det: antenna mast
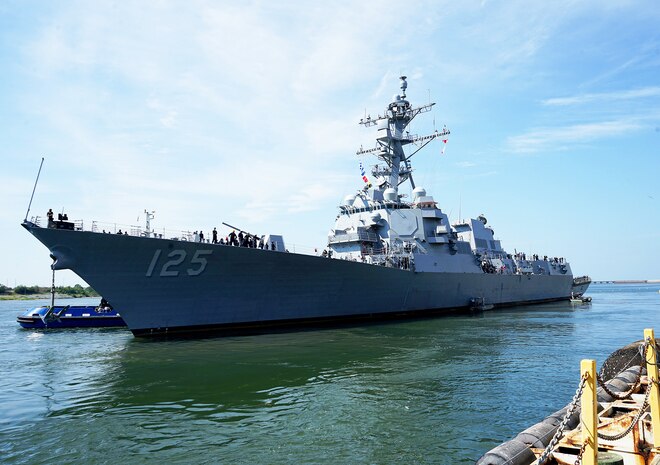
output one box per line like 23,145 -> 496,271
144,210 -> 155,236
24,157 -> 45,222
356,76 -> 450,192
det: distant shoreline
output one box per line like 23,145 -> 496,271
0,293 -> 98,301
2,280 -> 656,300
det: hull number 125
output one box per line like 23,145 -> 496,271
146,249 -> 212,277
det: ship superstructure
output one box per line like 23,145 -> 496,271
328,76 -> 570,279
22,77 -> 588,337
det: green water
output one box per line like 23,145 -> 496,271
1,283 -> 658,464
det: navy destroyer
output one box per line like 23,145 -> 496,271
22,77 -> 590,336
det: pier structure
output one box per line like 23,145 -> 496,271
478,328 -> 660,465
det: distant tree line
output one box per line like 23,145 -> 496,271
0,284 -> 98,297
13,285 -> 43,295
55,285 -> 99,297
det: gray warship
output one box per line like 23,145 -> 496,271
22,76 -> 590,337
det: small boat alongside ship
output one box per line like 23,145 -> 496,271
469,297 -> 495,311
17,304 -> 125,329
570,275 -> 592,303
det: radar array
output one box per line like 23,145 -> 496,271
357,76 -> 450,190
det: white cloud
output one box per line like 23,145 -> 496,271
542,87 -> 660,106
455,161 -> 476,168
507,120 -> 642,153
465,170 -> 498,179
4,0 -> 660,284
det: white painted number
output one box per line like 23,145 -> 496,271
187,250 -> 212,276
145,249 -> 213,277
145,249 -> 162,277
161,250 -> 186,277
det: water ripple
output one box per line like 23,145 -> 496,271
1,285 -> 659,464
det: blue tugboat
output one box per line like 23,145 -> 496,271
17,300 -> 126,329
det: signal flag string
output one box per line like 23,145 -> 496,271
359,161 -> 372,188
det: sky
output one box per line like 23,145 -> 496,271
0,0 -> 659,286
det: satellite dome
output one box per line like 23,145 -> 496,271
370,212 -> 382,223
384,188 -> 397,202
413,187 -> 427,200
344,195 -> 355,206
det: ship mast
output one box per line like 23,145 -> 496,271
357,76 -> 450,196
144,210 -> 155,236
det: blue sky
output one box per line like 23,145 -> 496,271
1,0 -> 658,286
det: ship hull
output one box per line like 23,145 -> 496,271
23,223 -> 575,337
571,279 -> 591,296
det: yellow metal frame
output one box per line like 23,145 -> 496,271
645,328 -> 660,451
580,359 -> 598,465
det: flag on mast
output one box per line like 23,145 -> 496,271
441,138 -> 448,155
359,162 -> 371,187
